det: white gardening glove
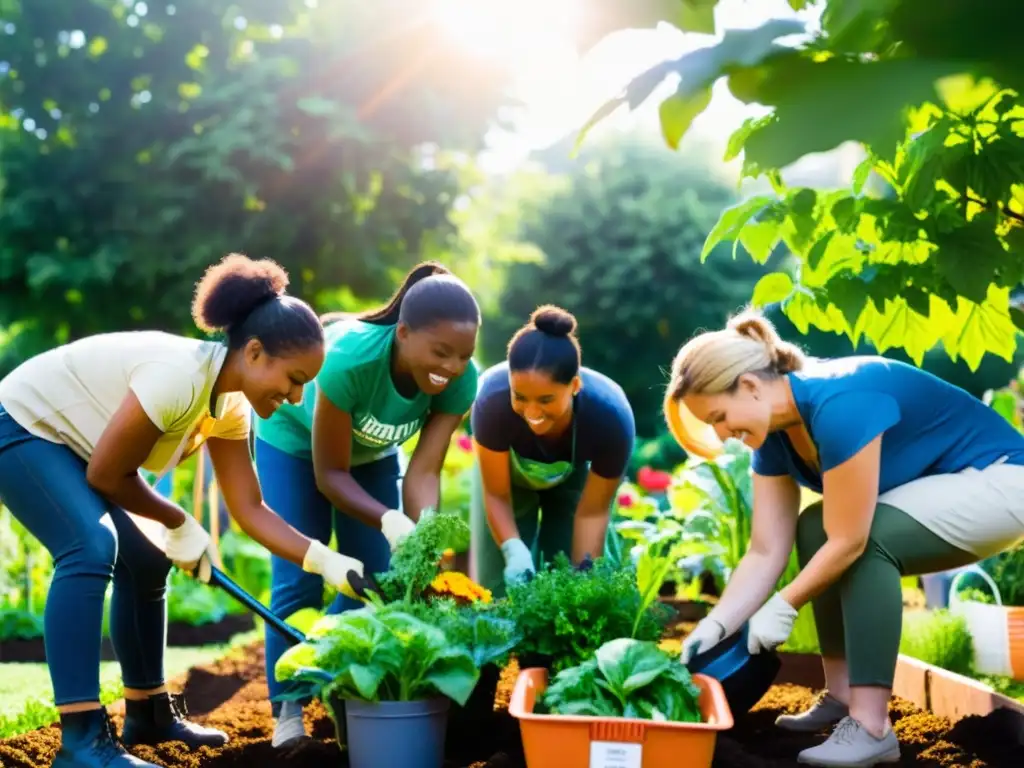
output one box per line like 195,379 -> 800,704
303,540 -> 365,602
165,515 -> 211,572
380,509 -> 416,551
501,537 -> 536,587
680,617 -> 728,664
747,592 -> 798,654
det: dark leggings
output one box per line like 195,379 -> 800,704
797,501 -> 977,688
253,438 -> 397,715
0,407 -> 171,706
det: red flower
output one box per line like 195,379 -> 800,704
637,466 -> 672,492
457,434 -> 473,452
617,493 -> 634,508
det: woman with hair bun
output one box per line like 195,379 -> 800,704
253,260 -> 481,747
469,305 -> 636,598
666,309 -> 1024,767
0,253 -> 369,768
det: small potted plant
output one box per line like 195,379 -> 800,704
274,509 -> 519,768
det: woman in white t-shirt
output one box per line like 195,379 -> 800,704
0,254 -> 367,768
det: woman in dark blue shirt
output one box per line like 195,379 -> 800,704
469,306 -> 636,597
665,309 -> 1024,768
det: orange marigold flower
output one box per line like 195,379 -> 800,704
429,571 -> 492,603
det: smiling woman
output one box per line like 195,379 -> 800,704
0,253 -> 374,768
251,260 -> 483,748
469,305 -> 636,599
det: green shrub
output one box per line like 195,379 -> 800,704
899,609 -> 974,676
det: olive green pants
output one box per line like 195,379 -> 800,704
797,501 -> 978,688
469,462 -> 588,599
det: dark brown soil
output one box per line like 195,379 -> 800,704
0,616 -> 256,662
0,642 -> 1020,768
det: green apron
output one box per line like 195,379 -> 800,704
508,406 -> 577,490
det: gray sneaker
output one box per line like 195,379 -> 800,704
272,700 -> 307,748
797,716 -> 901,767
776,692 -> 849,732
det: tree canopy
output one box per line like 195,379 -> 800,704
0,0 -> 515,371
579,0 -> 1024,371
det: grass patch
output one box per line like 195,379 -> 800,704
0,629 -> 258,738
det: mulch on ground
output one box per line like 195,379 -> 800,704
0,641 -> 1020,768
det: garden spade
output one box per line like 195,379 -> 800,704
187,559 -> 386,647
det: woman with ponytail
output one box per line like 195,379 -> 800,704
469,305 -> 636,598
253,260 -> 481,746
0,253 -> 371,768
666,309 -> 1024,767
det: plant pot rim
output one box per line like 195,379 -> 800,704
344,696 -> 451,715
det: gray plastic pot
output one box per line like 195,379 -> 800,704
344,697 -> 450,768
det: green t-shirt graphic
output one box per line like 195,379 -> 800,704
254,319 -> 479,465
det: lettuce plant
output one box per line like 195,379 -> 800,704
539,638 -> 703,723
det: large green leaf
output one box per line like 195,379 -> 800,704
752,272 -> 795,307
740,58 -> 968,169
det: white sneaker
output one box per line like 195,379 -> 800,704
272,700 -> 307,747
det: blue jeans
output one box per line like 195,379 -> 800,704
0,407 -> 171,705
253,439 -> 397,714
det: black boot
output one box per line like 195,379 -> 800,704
121,692 -> 228,749
52,708 -> 159,768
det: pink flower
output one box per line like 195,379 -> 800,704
617,493 -> 634,508
457,434 -> 473,452
637,466 -> 672,492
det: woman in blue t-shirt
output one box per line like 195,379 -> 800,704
469,305 -> 636,597
665,310 -> 1024,768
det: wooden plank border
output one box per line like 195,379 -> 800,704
774,651 -> 1024,726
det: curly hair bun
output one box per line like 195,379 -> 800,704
191,253 -> 289,333
530,304 -> 577,338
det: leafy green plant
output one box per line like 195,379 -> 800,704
615,439 -> 754,596
274,600 -> 515,707
575,0 -> 1024,371
166,569 -> 234,626
0,608 -> 44,642
898,608 -> 974,676
498,554 -> 673,674
375,507 -> 471,603
539,638 -> 703,723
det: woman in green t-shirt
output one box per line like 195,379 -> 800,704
253,261 -> 481,747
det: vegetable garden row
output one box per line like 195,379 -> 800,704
3,384 -> 1024,765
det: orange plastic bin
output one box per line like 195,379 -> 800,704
508,667 -> 734,768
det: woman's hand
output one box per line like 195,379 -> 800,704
302,540 -> 365,601
778,436 -> 882,611
746,592 -> 799,653
380,509 -> 416,551
680,617 -> 727,663
501,537 -> 535,586
165,515 -> 213,571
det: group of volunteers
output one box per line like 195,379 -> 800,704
1,254 -> 1022,768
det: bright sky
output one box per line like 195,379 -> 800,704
434,0 -> 823,173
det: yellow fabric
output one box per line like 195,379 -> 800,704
663,388 -> 723,459
0,330 -> 250,476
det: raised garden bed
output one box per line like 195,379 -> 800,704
0,641 -> 1020,768
0,615 -> 255,663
